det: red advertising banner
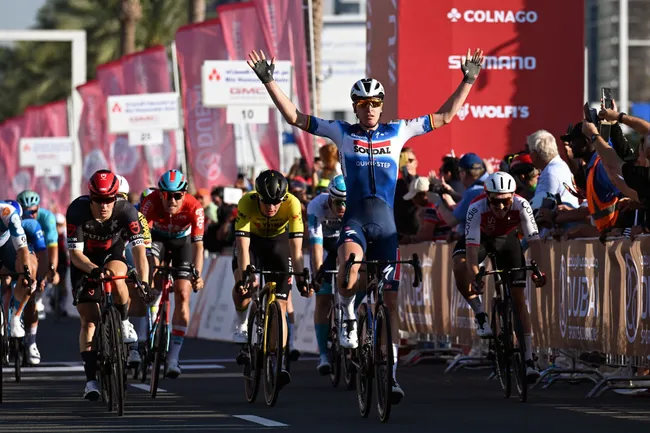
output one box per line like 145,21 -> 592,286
175,19 -> 238,190
366,0 -> 584,173
122,45 -> 177,193
22,102 -> 71,213
253,0 -> 313,166
0,117 -> 26,199
218,3 -> 280,171
77,80 -> 110,193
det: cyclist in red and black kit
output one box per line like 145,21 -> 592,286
140,169 -> 205,379
66,169 -> 151,401
450,172 -> 547,381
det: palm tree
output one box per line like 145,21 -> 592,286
120,0 -> 143,56
189,0 -> 206,23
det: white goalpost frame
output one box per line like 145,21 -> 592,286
0,30 -> 87,199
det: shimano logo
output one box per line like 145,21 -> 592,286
447,8 -> 538,23
448,55 -> 536,70
456,104 -> 529,121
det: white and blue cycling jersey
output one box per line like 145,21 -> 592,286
307,193 -> 343,250
305,115 -> 435,210
22,219 -> 47,253
0,203 -> 28,251
34,208 -> 58,247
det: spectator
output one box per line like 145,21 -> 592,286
312,143 -> 341,187
195,188 -> 218,224
401,176 -> 451,243
508,153 -> 539,201
439,156 -> 463,198
394,147 -> 419,241
211,186 -> 224,222
235,173 -> 251,193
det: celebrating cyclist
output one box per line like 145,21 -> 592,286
66,169 -> 150,400
454,172 -> 547,381
232,170 -> 309,388
248,47 -> 483,400
140,169 -> 205,378
307,175 -> 346,375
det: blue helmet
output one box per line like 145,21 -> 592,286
158,170 -> 188,192
3,200 -> 22,218
17,190 -> 40,208
327,175 -> 346,199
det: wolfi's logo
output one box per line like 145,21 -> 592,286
457,104 -> 470,121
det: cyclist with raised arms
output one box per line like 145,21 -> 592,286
458,172 -> 547,381
66,169 -> 150,400
248,47 -> 484,401
308,175 -> 346,375
140,169 -> 205,379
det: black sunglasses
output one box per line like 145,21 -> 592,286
162,191 -> 185,201
489,197 -> 513,207
91,196 -> 116,204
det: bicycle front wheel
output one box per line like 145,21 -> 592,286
150,302 -> 168,399
491,299 -> 510,398
328,304 -> 341,387
509,298 -> 528,402
13,337 -> 22,383
0,309 -> 4,403
106,306 -> 126,416
244,303 -> 262,403
375,303 -> 393,423
356,303 -> 372,418
263,300 -> 284,407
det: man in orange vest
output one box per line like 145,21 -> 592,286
562,122 -> 621,232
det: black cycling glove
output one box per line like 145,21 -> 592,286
461,54 -> 482,84
250,58 -> 275,84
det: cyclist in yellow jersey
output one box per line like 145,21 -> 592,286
116,175 -> 152,367
232,170 -> 310,388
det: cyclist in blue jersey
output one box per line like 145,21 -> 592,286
17,190 -> 59,347
248,47 -> 484,401
0,201 -> 38,340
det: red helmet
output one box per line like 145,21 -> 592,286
88,170 -> 119,197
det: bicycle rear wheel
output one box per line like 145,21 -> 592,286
150,302 -> 168,398
375,303 -> 393,423
328,304 -> 341,387
509,298 -> 528,402
264,300 -> 283,407
356,303 -> 372,418
342,348 -> 356,390
244,303 -> 262,403
106,306 -> 126,416
491,299 -> 510,398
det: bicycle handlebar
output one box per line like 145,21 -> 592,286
343,253 -> 422,288
154,263 -> 201,292
242,264 -> 311,286
75,267 -> 146,306
0,265 -> 33,287
475,260 -> 543,285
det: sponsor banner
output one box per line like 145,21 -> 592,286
366,0 -> 584,175
19,137 -> 74,167
107,93 -> 180,134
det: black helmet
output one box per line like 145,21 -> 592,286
255,170 -> 288,204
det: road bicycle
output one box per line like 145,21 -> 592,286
343,253 -> 422,423
476,255 -> 542,403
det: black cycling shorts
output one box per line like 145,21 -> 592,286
71,243 -> 128,305
151,235 -> 193,280
452,232 -> 526,287
232,233 -> 293,300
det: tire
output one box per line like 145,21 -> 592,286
342,348 -> 356,390
0,309 -> 4,403
150,302 -> 168,399
491,299 -> 510,398
106,307 -> 126,416
375,304 -> 393,423
244,304 -> 262,403
13,338 -> 21,383
355,303 -> 372,418
510,298 -> 528,402
329,304 -> 341,387
140,313 -> 154,384
97,314 -> 112,411
264,300 -> 283,407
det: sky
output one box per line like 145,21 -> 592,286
0,0 -> 47,30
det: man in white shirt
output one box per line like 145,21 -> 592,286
526,130 -> 580,230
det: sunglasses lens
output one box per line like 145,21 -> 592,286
334,200 -> 346,207
92,196 -> 115,204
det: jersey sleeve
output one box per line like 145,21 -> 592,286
140,195 -> 155,222
517,197 -> 540,242
305,117 -> 346,145
398,115 -> 436,141
234,197 -> 251,237
40,210 -> 58,247
121,204 -> 145,248
2,207 -> 27,250
306,200 -> 323,245
190,199 -> 205,243
137,212 -> 152,249
24,220 -> 47,253
464,201 -> 482,246
287,197 -> 305,239
65,202 -> 85,251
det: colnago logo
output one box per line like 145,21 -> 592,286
353,139 -> 392,155
448,55 -> 537,70
447,8 -> 538,23
456,104 -> 529,121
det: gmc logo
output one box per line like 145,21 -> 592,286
230,87 -> 265,95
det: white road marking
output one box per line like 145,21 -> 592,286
234,415 -> 288,427
130,383 -> 166,393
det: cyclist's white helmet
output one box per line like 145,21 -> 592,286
117,175 -> 130,195
350,78 -> 385,101
327,175 -> 346,199
485,172 -> 516,194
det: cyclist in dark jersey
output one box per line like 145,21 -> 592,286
66,169 -> 150,401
